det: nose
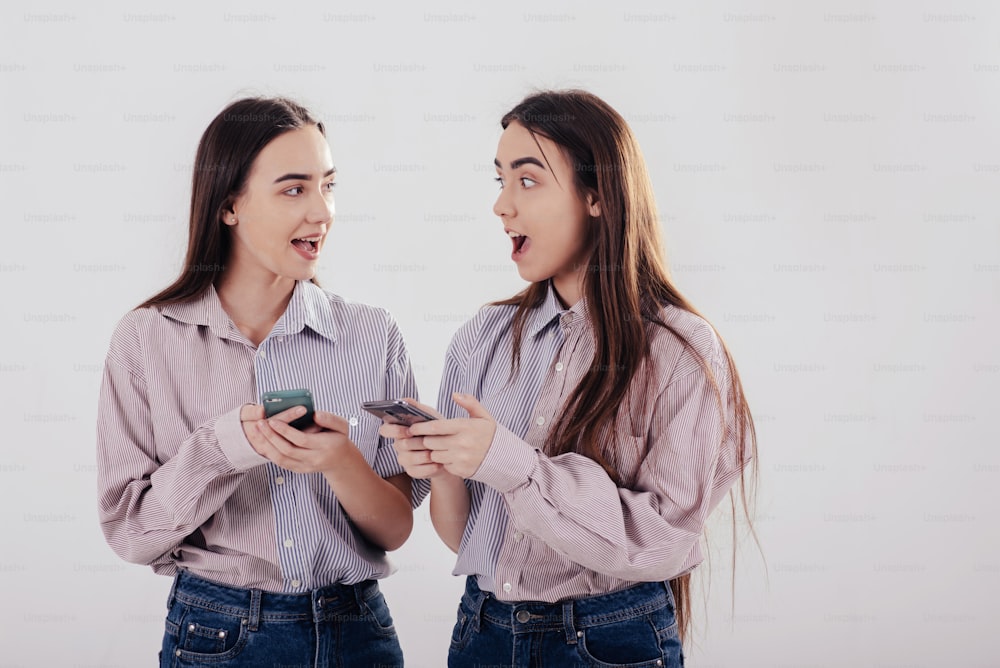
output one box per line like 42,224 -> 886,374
493,184 -> 514,219
307,187 -> 335,225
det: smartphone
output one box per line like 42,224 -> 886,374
261,389 -> 315,430
361,399 -> 437,426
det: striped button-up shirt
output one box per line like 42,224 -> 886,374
436,283 -> 749,602
97,280 -> 418,592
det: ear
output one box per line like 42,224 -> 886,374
586,191 -> 601,218
220,200 -> 238,227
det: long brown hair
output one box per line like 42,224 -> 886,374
139,96 -> 323,308
495,90 -> 758,643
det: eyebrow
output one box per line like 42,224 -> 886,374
493,157 -> 547,171
273,167 -> 337,184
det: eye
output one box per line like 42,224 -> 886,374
284,186 -> 304,196
520,177 -> 537,188
323,180 -> 337,193
494,176 -> 505,189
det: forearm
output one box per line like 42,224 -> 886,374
99,406 -> 263,565
504,472 -> 701,580
474,426 -> 705,581
324,449 -> 413,551
429,474 -> 471,553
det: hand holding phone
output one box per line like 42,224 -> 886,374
261,389 -> 315,430
362,399 -> 437,426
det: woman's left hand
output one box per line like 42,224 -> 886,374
407,393 -> 497,479
253,409 -> 353,474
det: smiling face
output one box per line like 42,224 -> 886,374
493,121 -> 599,306
224,125 -> 336,287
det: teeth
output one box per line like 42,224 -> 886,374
507,231 -> 523,238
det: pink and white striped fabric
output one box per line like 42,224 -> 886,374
433,283 -> 750,603
97,280 -> 419,592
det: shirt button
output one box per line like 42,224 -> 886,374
513,532 -> 523,541
516,610 -> 530,623
258,349 -> 266,358
291,579 -> 301,588
283,538 -> 294,548
349,416 -> 359,427
535,416 -> 545,426
502,582 -> 512,593
555,362 -> 564,372
276,336 -> 284,343
275,476 -> 285,485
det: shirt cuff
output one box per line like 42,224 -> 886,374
470,424 -> 537,493
216,405 -> 269,472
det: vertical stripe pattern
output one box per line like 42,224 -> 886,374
97,280 -> 417,592
438,283 -> 750,603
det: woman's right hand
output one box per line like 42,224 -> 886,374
378,399 -> 452,480
379,400 -> 471,553
386,427 -> 448,479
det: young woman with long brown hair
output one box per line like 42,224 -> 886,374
97,96 -> 416,667
384,89 -> 757,666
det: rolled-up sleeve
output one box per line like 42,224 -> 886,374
96,317 -> 265,567
471,362 -> 736,582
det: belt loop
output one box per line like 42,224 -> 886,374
663,580 -> 676,610
562,600 -> 578,645
247,589 -> 262,632
467,577 -> 488,632
352,580 -> 370,614
166,570 -> 180,610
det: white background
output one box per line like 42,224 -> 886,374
1,1 -> 998,666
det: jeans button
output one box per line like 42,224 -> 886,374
516,610 -> 530,623
317,597 -> 325,608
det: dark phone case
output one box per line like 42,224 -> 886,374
361,400 -> 436,426
262,390 -> 315,430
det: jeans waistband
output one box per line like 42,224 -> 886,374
169,569 -> 380,628
462,576 -> 675,640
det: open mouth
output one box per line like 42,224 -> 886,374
508,230 -> 528,254
291,237 -> 319,253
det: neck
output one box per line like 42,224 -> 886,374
552,271 -> 584,309
216,268 -> 297,346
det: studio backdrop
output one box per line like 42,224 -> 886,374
0,1 -> 997,666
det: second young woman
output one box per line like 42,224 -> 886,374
386,90 -> 757,667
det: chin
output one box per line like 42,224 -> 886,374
516,266 -> 552,285
284,266 -> 317,282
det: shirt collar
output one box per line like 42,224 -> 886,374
276,280 -> 337,341
526,281 -> 589,338
158,281 -> 337,342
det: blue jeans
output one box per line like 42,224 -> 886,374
448,577 -> 684,667
159,569 -> 403,667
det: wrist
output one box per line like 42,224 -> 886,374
430,470 -> 465,489
321,439 -> 363,481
